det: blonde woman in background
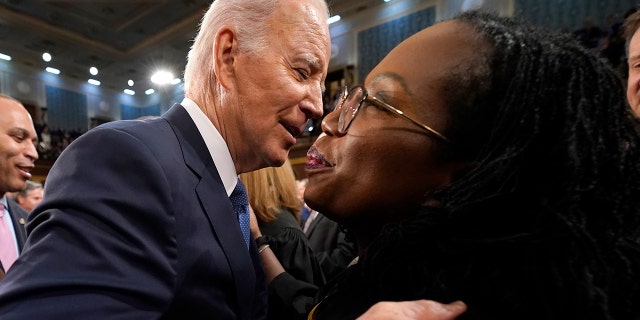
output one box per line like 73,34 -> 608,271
243,159 -> 325,320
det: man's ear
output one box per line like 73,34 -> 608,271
213,27 -> 236,90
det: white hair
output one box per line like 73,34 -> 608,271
183,0 -> 329,99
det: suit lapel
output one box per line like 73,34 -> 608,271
305,211 -> 321,237
6,198 -> 28,252
163,104 -> 256,318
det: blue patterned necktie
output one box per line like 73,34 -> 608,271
230,179 -> 250,249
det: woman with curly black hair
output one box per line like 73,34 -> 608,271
298,10 -> 640,320
256,9 -> 640,320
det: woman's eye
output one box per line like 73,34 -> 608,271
368,102 -> 387,112
363,100 -> 393,117
369,96 -> 393,113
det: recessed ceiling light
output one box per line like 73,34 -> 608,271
145,88 -> 155,95
88,79 -> 101,86
42,52 -> 52,62
45,67 -> 60,74
0,53 -> 12,61
123,89 -> 135,95
128,79 -> 134,86
327,15 -> 341,25
151,70 -> 174,85
90,67 -> 98,75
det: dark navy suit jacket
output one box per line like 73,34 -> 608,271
0,197 -> 28,273
0,104 -> 267,319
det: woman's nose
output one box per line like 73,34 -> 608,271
320,108 -> 346,137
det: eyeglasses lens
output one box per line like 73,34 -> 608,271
338,86 -> 365,134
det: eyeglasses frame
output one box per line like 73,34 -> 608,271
334,85 -> 452,143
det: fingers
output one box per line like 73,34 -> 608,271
356,300 -> 467,320
415,300 -> 467,319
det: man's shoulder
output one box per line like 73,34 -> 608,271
80,116 -> 175,146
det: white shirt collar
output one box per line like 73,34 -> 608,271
181,97 -> 238,196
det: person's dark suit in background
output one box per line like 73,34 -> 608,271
0,94 -> 38,279
0,0 -> 331,318
304,211 -> 356,281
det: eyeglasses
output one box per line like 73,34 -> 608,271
333,85 -> 452,143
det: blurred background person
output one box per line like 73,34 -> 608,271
13,180 -> 43,213
304,209 -> 357,281
243,159 -> 325,320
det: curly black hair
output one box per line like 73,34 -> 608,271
319,10 -> 640,320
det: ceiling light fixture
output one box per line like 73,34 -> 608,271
88,79 -> 101,86
128,79 -> 134,86
171,78 -> 182,85
42,52 -> 52,62
123,89 -> 135,95
151,70 -> 174,85
90,67 -> 99,76
327,15 -> 341,25
0,53 -> 11,61
45,67 -> 60,74
145,88 -> 155,95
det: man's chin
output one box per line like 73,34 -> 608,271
267,158 -> 286,168
11,180 -> 28,192
264,148 -> 290,167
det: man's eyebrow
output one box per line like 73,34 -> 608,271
301,54 -> 322,72
8,127 -> 38,142
301,55 -> 326,92
629,53 -> 640,63
7,127 -> 27,135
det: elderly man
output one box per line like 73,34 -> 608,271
0,95 -> 38,278
0,0 -> 329,318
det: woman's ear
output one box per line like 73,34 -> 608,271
422,160 -> 473,207
213,27 -> 236,90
